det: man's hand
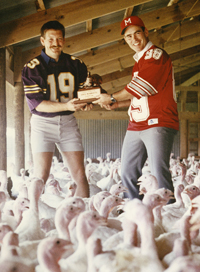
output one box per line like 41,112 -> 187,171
81,103 -> 93,111
92,94 -> 112,106
100,100 -> 131,110
67,98 -> 87,111
101,102 -> 119,110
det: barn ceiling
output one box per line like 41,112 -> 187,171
0,0 -> 200,105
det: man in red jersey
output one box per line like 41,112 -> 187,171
22,21 -> 91,198
93,16 -> 179,200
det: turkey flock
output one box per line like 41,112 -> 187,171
0,152 -> 200,271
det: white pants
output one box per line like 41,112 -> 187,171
30,114 -> 83,153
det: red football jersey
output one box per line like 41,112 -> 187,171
125,42 -> 179,131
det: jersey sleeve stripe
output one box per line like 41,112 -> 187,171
128,81 -> 152,96
126,75 -> 158,97
24,84 -> 38,88
25,90 -> 40,94
125,85 -> 143,98
24,87 -> 41,91
134,76 -> 158,94
24,85 -> 44,94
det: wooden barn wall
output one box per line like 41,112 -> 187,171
77,119 -> 180,160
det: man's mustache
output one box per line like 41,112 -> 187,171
50,46 -> 61,49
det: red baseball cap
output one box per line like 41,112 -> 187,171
120,16 -> 145,35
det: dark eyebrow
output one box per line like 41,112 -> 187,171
125,30 -> 142,37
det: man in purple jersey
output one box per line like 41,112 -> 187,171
22,20 -> 91,198
93,16 -> 179,201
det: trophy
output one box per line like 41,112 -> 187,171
75,86 -> 101,103
74,73 -> 102,104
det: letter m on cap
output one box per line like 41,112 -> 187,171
124,18 -> 132,26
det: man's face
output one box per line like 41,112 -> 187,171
124,25 -> 149,53
40,29 -> 65,61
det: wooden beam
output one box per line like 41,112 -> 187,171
0,0 -> 150,48
74,110 -> 129,120
22,15 -> 200,69
173,52 -> 200,74
168,0 -> 180,6
74,110 -> 200,121
35,0 -> 46,11
180,72 -> 200,86
22,1 -> 200,63
175,86 -> 200,92
89,29 -> 200,91
85,18 -> 200,69
170,45 -> 200,62
163,32 -> 200,56
178,112 -> 200,121
89,56 -> 134,79
86,19 -> 93,53
101,66 -> 133,84
144,0 -> 200,30
124,7 -> 134,18
86,20 -> 92,32
189,138 -> 200,142
101,75 -> 131,92
83,17 -> 200,66
89,46 -> 200,82
81,41 -> 132,71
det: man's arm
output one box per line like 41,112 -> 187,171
35,99 -> 88,112
93,88 -> 133,106
102,99 -> 131,110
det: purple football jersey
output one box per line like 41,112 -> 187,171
22,51 -> 88,117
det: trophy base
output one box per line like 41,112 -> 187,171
74,87 -> 101,104
73,98 -> 98,104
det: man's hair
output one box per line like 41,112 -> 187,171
41,20 -> 65,38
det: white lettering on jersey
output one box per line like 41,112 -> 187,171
26,58 -> 40,69
47,72 -> 74,102
144,48 -> 163,60
128,96 -> 150,122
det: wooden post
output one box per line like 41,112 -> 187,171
180,119 -> 188,159
28,109 -> 32,165
179,91 -> 188,159
0,48 -> 7,170
198,82 -> 200,156
14,47 -> 24,175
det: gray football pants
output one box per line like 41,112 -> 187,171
121,127 -> 177,199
